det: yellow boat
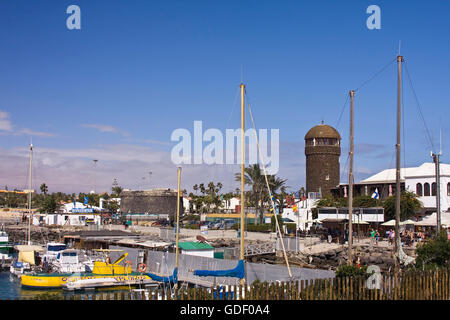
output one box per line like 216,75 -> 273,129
21,250 -> 152,288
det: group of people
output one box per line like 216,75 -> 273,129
369,229 -> 381,245
385,228 -> 425,247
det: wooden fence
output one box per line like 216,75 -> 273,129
17,269 -> 450,300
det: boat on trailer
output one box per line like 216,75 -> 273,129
20,250 -> 153,289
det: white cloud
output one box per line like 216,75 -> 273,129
81,124 -> 129,136
17,128 -> 55,137
0,110 -> 13,131
0,110 -> 54,137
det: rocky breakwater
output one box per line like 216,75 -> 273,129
5,225 -> 65,245
277,243 -> 417,272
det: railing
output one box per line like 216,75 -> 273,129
14,269 -> 450,300
245,242 -> 276,256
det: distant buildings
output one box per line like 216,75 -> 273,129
333,162 -> 450,216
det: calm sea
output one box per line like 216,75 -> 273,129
0,272 -> 137,300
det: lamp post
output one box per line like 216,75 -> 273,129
93,159 -> 98,193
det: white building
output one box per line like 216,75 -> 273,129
281,198 -> 318,231
42,213 -> 101,226
222,197 -> 240,213
360,162 -> 450,211
61,201 -> 103,213
183,196 -> 191,214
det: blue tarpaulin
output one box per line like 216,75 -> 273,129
146,267 -> 178,284
193,260 -> 245,279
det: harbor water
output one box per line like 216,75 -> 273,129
0,272 -> 148,300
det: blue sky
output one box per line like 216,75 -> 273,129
0,0 -> 449,194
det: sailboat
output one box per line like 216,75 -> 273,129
191,84 -> 247,283
144,166 -> 182,286
393,55 -> 414,267
9,143 -> 40,277
191,83 -> 292,289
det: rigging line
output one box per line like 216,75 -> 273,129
402,68 -> 407,170
335,93 -> 350,129
354,58 -> 397,93
225,86 -> 241,132
245,96 -> 293,280
378,150 -> 396,201
403,61 -> 435,153
341,153 -> 350,185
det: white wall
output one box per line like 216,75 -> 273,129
43,214 -> 101,226
406,176 -> 450,210
222,197 -> 240,212
181,250 -> 214,259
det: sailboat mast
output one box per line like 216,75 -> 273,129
432,153 -> 441,233
174,166 -> 182,289
395,55 -> 403,270
348,90 -> 355,265
28,143 -> 33,245
240,83 -> 245,268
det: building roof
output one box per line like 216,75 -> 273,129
305,123 -> 341,140
361,162 -> 450,183
63,230 -> 135,238
179,242 -> 214,251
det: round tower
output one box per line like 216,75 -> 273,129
305,122 -> 341,196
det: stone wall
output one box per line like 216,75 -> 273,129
120,189 -> 183,219
278,244 -> 416,272
305,145 -> 340,195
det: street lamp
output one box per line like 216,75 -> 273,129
93,159 -> 98,193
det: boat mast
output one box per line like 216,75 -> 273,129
432,152 -> 441,233
348,90 -> 355,265
394,55 -> 403,272
27,143 -> 33,245
174,165 -> 182,289
240,83 -> 245,286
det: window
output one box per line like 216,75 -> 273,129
448,183 -> 450,196
432,182 -> 437,196
416,183 -> 423,196
424,183 -> 430,196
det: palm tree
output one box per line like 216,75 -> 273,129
235,164 -> 287,224
40,183 -> 48,195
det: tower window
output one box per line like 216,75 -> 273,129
432,182 -> 437,196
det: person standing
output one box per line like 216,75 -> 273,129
370,229 -> 376,245
375,230 -> 380,245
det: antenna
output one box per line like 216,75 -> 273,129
241,64 -> 244,84
398,40 -> 401,56
440,121 -> 442,155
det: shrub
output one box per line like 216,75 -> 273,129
285,223 -> 297,232
414,230 -> 450,270
183,214 -> 200,221
271,215 -> 284,232
231,223 -> 271,232
335,265 -> 369,278
183,224 -> 200,230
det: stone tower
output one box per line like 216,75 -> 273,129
305,122 -> 341,196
